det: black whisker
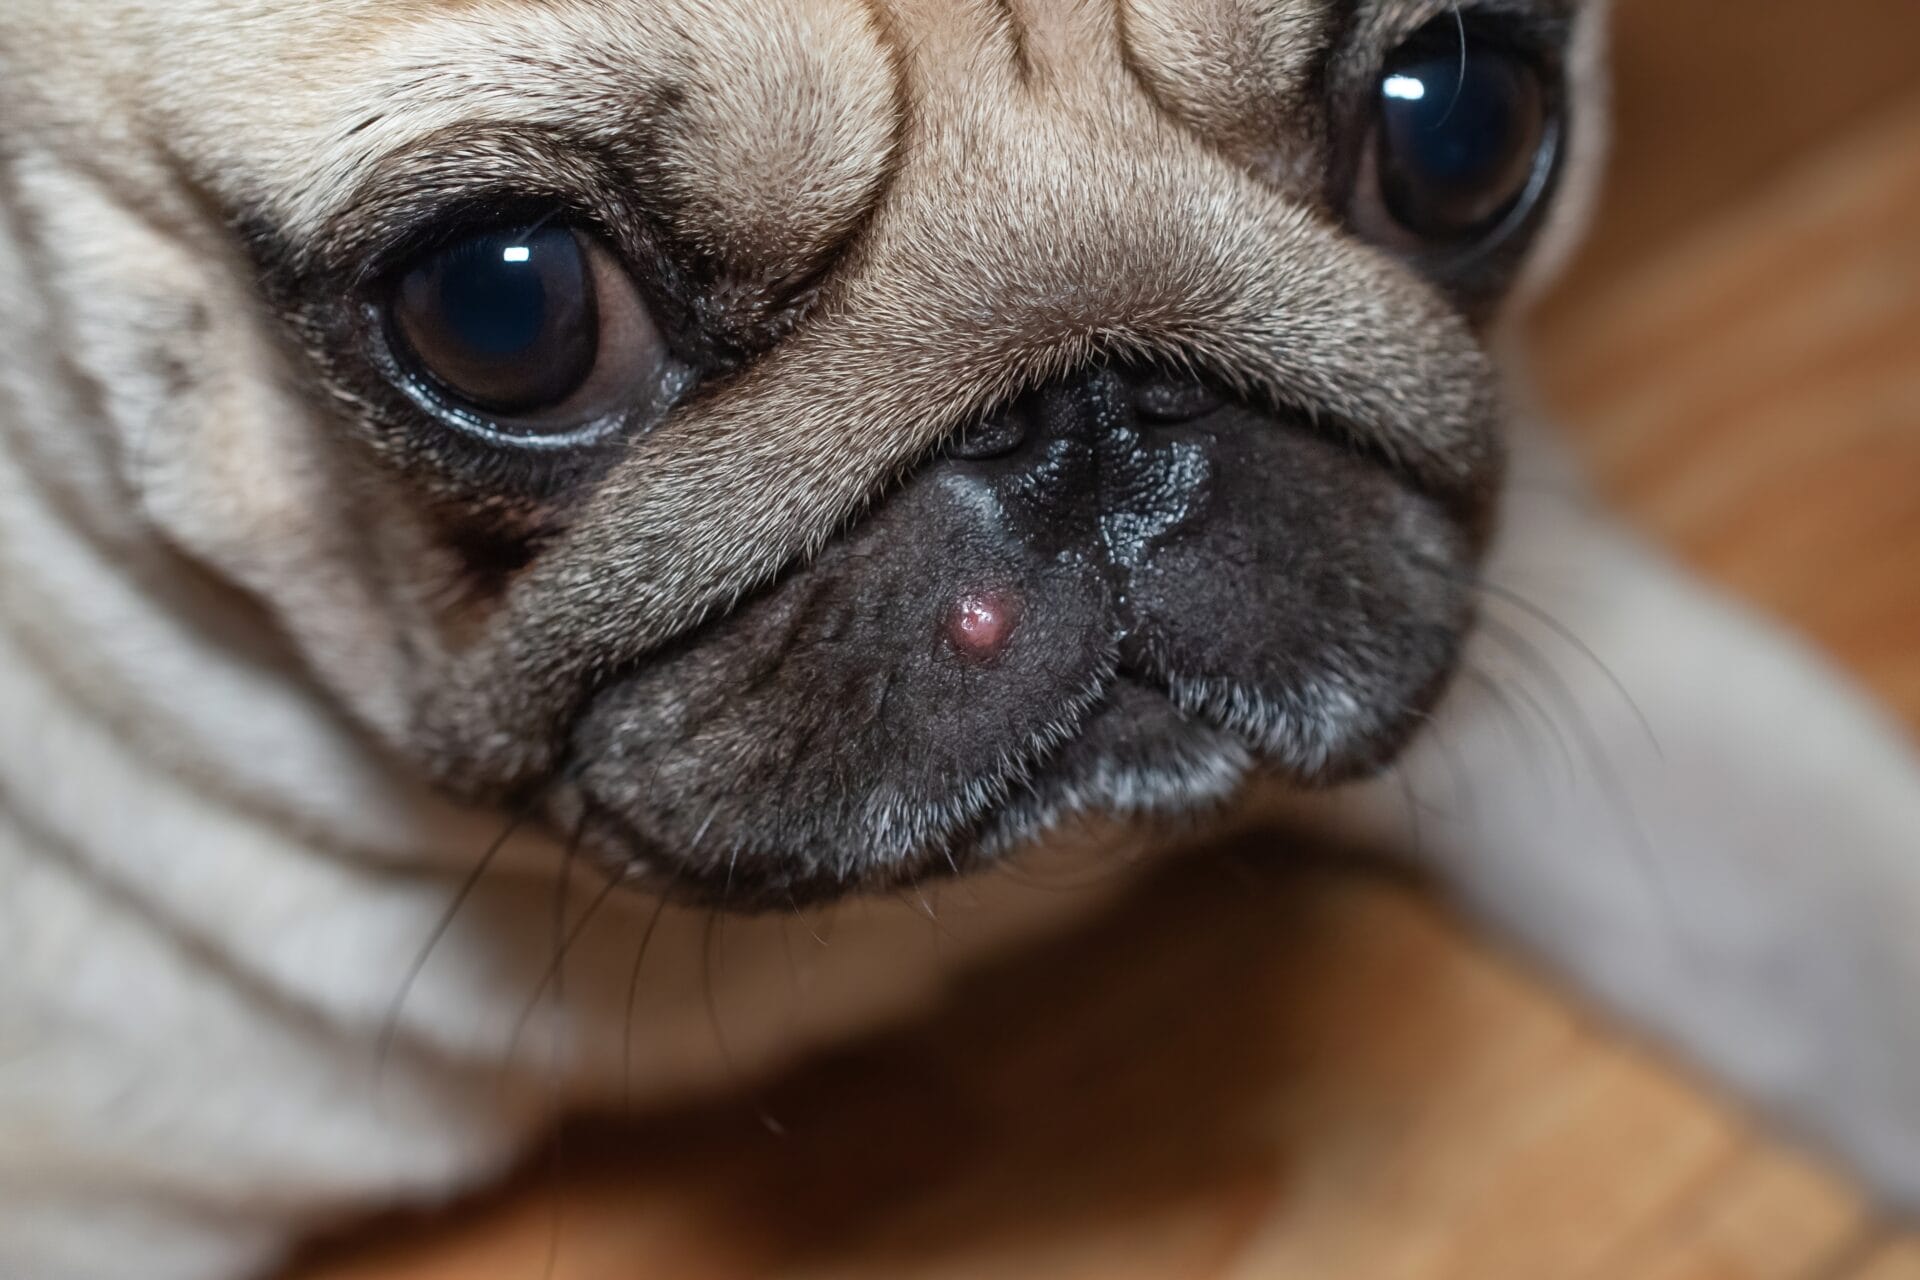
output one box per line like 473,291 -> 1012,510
1477,658 -> 1577,788
541,1117 -> 567,1280
622,880 -> 676,1110
496,859 -> 620,1090
538,810 -> 589,1280
375,809 -> 527,1085
1407,548 -> 1662,764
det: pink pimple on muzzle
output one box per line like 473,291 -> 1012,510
944,590 -> 1022,665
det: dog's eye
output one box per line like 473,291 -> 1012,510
1352,20 -> 1557,254
387,226 -> 665,436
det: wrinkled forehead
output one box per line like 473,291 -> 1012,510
58,0 -> 1593,255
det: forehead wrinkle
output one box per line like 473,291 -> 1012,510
1117,0 -> 1339,181
879,0 -> 1157,101
873,0 -> 1054,86
209,0 -> 904,262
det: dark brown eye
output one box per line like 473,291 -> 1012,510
1355,20 -> 1557,252
388,225 -> 666,437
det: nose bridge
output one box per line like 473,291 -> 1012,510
853,95 -> 1201,364
856,0 -> 1237,369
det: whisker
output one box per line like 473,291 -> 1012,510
541,1119 -> 567,1280
1435,2 -> 1470,128
1397,765 -> 1426,861
787,892 -> 829,948
622,881 -> 676,1110
687,806 -> 719,855
813,900 -> 843,949
1460,662 -> 1560,789
1400,553 -> 1592,791
1478,658 -> 1577,788
1475,613 -> 1686,938
539,811 -> 586,1280
1477,578 -> 1665,760
1500,485 -> 1587,509
1425,717 -> 1480,830
375,809 -> 527,1085
699,909 -> 730,1086
901,881 -> 959,947
495,864 -> 620,1091
1408,548 -> 1662,764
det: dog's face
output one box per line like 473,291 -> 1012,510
6,0 -> 1603,905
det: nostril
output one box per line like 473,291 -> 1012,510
1131,375 -> 1226,425
948,404 -> 1030,460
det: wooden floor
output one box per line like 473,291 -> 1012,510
299,3 -> 1920,1277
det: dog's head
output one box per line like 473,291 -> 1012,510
3,0 -> 1606,906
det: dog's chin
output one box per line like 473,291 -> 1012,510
533,367 -> 1486,911
565,677 -> 1260,909
557,661 -> 1446,912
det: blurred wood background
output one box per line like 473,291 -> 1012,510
299,1 -> 1920,1276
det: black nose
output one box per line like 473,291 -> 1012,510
936,364 -> 1228,569
945,364 -> 1226,461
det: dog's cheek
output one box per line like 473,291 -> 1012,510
11,164 -> 422,746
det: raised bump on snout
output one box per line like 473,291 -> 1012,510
943,589 -> 1024,665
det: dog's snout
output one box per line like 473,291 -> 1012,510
565,347 -> 1475,902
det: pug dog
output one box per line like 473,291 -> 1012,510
4,0 -> 1919,1276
